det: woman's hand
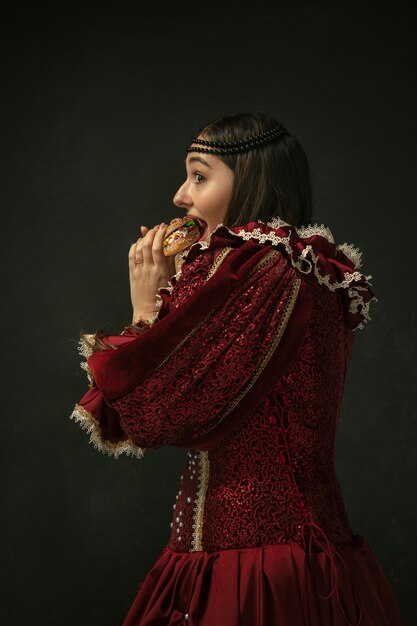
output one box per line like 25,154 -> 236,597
128,223 -> 176,324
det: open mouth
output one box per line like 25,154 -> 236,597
184,214 -> 207,238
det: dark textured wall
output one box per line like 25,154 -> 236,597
1,2 -> 415,624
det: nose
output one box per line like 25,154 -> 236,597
173,182 -> 193,210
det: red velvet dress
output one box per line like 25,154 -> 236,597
70,218 -> 404,626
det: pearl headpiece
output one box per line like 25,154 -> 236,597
186,122 -> 288,155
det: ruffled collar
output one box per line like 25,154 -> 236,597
185,216 -> 362,267
165,217 -> 377,331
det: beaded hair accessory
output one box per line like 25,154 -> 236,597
186,122 -> 288,155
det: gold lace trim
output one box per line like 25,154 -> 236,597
249,248 -> 280,274
205,246 -> 233,281
77,334 -> 97,387
190,451 -> 210,552
176,220 -> 369,295
70,404 -> 146,459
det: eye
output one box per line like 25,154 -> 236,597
193,172 -> 205,184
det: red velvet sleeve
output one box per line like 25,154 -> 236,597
70,245 -> 313,458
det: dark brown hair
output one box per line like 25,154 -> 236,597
194,111 -> 314,228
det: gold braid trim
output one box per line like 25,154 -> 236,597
204,246 -> 233,280
201,275 -> 301,436
249,248 -> 280,274
190,451 -> 210,552
70,404 -> 146,460
155,248 -> 281,374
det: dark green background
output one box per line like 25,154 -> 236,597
1,2 -> 415,624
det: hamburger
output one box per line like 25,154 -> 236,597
163,215 -> 207,256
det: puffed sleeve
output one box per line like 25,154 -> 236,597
70,242 -> 313,457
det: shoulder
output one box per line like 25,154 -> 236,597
177,217 -> 377,331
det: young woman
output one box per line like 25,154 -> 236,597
70,112 -> 404,625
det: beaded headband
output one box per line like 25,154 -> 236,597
186,122 -> 288,155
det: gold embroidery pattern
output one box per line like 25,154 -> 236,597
190,451 -> 210,552
70,403 -> 146,459
249,248 -> 280,275
200,276 -> 301,436
187,250 -> 286,552
204,246 -> 233,281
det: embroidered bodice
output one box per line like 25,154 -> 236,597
71,218 -> 376,558
158,248 -> 355,552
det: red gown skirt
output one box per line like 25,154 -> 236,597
121,534 -> 404,626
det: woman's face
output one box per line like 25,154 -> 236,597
173,140 -> 235,239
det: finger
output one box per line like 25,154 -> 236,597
135,225 -> 148,249
152,223 -> 168,262
141,226 -> 158,265
131,235 -> 145,265
134,226 -> 148,252
129,249 -> 143,269
134,236 -> 143,259
128,242 -> 137,263
129,225 -> 148,263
